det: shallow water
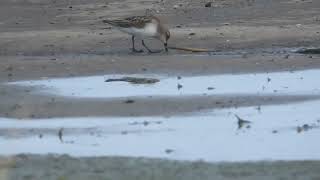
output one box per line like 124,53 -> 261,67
2,69 -> 320,162
0,99 -> 319,162
9,69 -> 320,98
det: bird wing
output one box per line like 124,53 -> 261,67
103,16 -> 153,28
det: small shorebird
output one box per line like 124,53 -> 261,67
103,15 -> 170,53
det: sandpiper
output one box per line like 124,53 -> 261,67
103,15 -> 170,53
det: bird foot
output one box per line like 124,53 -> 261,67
132,48 -> 144,53
147,49 -> 162,54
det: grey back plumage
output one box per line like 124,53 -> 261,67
103,16 -> 154,28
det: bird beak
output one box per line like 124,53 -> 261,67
164,43 -> 168,52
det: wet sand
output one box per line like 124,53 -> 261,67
1,0 -> 320,179
1,155 -> 320,180
1,0 -> 320,83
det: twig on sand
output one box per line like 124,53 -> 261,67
235,115 -> 252,129
168,46 -> 214,53
105,77 -> 159,84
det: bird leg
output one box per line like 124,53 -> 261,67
164,43 -> 168,53
131,36 -> 143,53
142,40 -> 161,53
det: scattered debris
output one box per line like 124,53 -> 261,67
168,46 -> 213,52
11,104 -> 22,111
284,54 -> 290,59
129,121 -> 162,126
296,48 -> 320,54
296,126 -> 303,133
101,27 -> 112,30
255,105 -> 261,112
296,124 -> 313,133
143,121 -> 149,126
58,128 -> 64,143
165,149 -> 174,154
105,77 -> 159,84
6,66 -> 13,71
267,77 -> 271,82
121,131 -> 128,135
242,54 -> 248,58
124,99 -> 135,104
64,140 -> 74,144
272,130 -> 278,134
205,2 -> 212,7
173,5 -> 179,9
235,115 -> 252,129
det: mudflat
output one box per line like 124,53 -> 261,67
0,0 -> 320,118
1,155 -> 320,180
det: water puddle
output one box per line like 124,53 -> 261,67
0,100 -> 320,162
2,69 -> 320,162
8,69 -> 320,98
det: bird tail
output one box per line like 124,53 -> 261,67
102,19 -> 130,28
102,19 -> 115,25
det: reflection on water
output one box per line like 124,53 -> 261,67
8,69 -> 320,98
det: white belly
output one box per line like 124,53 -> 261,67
119,23 -> 157,38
